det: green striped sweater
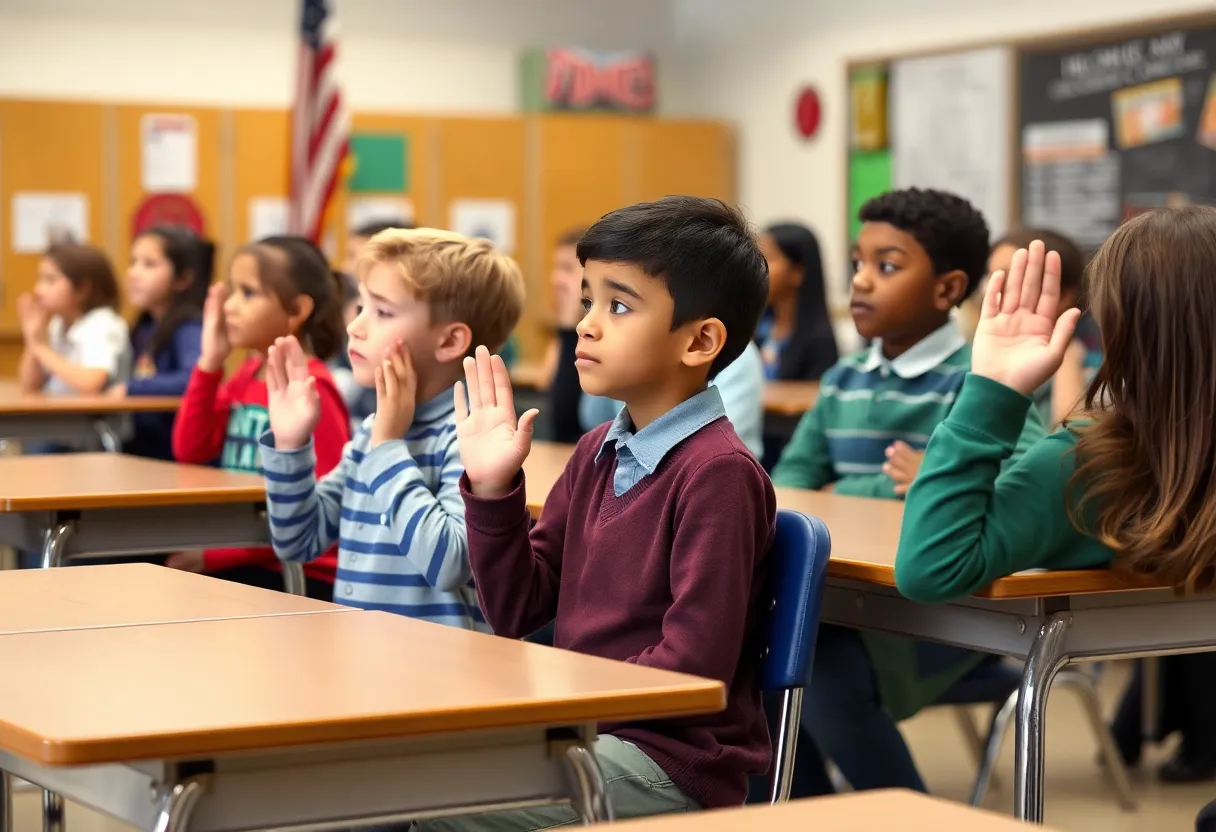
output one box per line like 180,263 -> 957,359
773,334 -> 1046,719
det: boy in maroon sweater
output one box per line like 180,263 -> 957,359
421,197 -> 775,831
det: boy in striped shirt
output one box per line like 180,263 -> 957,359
257,229 -> 525,629
772,188 -> 1044,796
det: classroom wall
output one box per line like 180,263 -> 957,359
0,0 -> 677,111
667,0 -> 1216,315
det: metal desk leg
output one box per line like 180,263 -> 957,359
94,420 -> 121,453
39,523 -> 75,569
151,779 -> 206,832
42,789 -> 63,832
0,769 -> 12,832
564,744 -> 613,824
281,563 -> 307,596
1141,656 -> 1160,743
1014,614 -> 1070,823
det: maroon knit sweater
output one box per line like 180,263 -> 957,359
460,418 -> 775,808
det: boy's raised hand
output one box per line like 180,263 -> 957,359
370,341 -> 417,448
199,283 -> 231,372
266,336 -> 320,451
455,345 -> 539,499
971,240 -> 1082,397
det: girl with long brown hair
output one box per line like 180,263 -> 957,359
895,206 -> 1216,778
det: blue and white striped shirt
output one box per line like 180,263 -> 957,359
258,389 -> 485,630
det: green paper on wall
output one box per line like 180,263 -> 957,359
848,150 -> 891,242
349,133 -> 409,193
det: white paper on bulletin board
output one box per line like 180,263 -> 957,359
449,199 -> 516,254
348,196 -> 415,231
141,113 -> 198,193
890,47 -> 1012,236
11,192 -> 89,253
248,196 -> 290,240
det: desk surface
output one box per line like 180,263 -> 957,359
0,453 -> 265,512
0,381 -> 180,415
0,564 -> 343,634
522,442 -> 1159,600
611,789 -> 1060,832
762,380 -> 819,417
0,610 -> 724,765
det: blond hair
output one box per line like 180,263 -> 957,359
358,228 -> 525,353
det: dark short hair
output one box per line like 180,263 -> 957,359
859,188 -> 990,301
352,218 -> 413,238
577,196 -> 769,377
134,225 -> 214,355
994,227 -> 1088,300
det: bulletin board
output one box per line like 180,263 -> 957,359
0,97 -> 735,370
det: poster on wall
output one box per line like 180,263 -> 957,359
249,197 -> 290,240
449,199 -> 516,254
890,47 -> 1012,238
1019,24 -> 1216,250
141,114 -> 198,193
520,48 -> 656,113
348,196 -> 415,231
11,192 -> 89,253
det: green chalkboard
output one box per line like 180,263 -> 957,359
349,133 -> 409,193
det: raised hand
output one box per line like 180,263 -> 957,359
454,345 -> 539,498
370,341 -> 417,448
971,240 -> 1082,396
199,283 -> 231,372
16,293 -> 49,346
266,336 -> 320,451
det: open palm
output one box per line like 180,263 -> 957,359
266,336 -> 320,451
972,240 -> 1082,396
455,346 -> 539,498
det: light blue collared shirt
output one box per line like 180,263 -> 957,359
594,386 -> 727,497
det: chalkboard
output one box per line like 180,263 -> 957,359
1019,22 -> 1216,249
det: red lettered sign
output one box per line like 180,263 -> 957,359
544,49 -> 655,113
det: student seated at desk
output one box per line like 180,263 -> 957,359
171,236 -> 350,599
896,209 -> 1216,782
259,229 -> 524,628
427,197 -> 775,831
771,188 -> 1045,795
110,225 -> 212,460
17,244 -> 131,402
755,222 -> 839,381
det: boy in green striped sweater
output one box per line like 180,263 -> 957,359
773,188 -> 1045,795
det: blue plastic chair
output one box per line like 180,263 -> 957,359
757,510 -> 831,804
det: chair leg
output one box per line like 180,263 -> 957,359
952,707 -> 987,769
969,689 -> 1018,807
769,688 -> 804,804
1055,669 -> 1137,811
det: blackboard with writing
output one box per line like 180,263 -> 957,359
1018,23 -> 1216,249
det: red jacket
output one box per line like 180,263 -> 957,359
172,356 -> 349,581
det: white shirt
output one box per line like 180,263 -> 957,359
44,307 -> 131,396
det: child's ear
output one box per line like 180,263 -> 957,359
288,294 -> 315,332
935,269 -> 968,311
433,321 -> 473,364
680,317 -> 727,372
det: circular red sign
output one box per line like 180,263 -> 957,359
795,87 -> 822,139
131,193 -> 206,237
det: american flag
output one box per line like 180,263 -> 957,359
289,0 -> 350,242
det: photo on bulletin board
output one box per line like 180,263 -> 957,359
141,113 -> 198,193
450,199 -> 516,254
1019,23 -> 1216,250
12,192 -> 89,253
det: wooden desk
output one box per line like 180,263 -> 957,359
0,380 -> 180,451
610,789 -> 1062,832
0,563 -> 342,634
0,611 -> 724,831
763,380 -> 818,417
520,441 -> 1199,823
0,454 -> 274,571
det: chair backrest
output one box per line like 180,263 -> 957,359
759,509 -> 831,691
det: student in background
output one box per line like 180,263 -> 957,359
756,222 -> 839,380
109,226 -> 212,460
260,229 -> 525,625
170,236 -> 349,599
985,228 -> 1095,426
545,227 -> 590,442
342,217 -> 413,276
773,188 -> 1044,795
894,208 -> 1216,779
17,243 -> 130,398
423,197 -> 774,831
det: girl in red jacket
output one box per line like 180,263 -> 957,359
171,236 -> 350,599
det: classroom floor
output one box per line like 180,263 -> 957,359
5,662 -> 1210,831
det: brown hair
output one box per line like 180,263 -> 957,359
44,243 -> 119,312
238,236 -> 345,361
1069,206 -> 1216,592
359,228 -> 525,354
556,227 -> 587,248
994,227 -> 1088,305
